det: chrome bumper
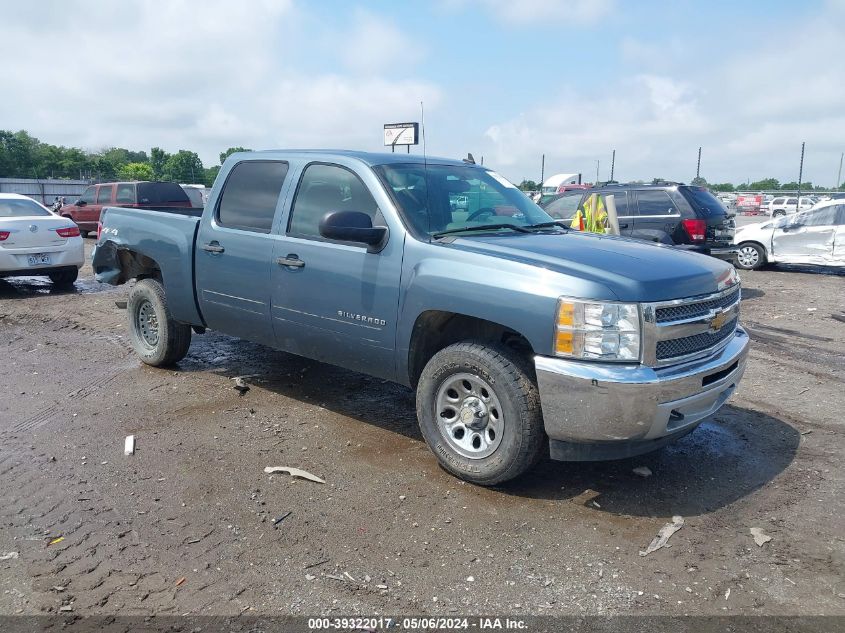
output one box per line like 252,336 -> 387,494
535,326 -> 749,460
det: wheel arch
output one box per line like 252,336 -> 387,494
406,310 -> 536,388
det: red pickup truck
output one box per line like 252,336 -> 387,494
60,181 -> 192,236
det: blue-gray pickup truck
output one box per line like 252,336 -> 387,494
93,150 -> 749,485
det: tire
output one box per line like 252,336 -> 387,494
416,341 -> 545,485
48,268 -> 78,287
735,242 -> 766,270
79,230 -> 89,238
773,210 -> 785,217
127,278 -> 191,366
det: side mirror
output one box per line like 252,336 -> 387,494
76,200 -> 86,206
319,210 -> 387,252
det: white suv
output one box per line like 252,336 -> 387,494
767,196 -> 814,216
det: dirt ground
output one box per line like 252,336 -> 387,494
1,237 -> 843,619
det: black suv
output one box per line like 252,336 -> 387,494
541,183 -> 736,262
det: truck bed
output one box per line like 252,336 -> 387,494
93,206 -> 204,325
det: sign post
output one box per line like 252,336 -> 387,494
384,122 -> 419,153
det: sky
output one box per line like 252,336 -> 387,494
2,0 -> 844,186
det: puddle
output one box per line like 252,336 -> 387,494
0,275 -> 117,298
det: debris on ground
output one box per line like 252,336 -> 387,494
750,527 -> 772,547
114,300 -> 127,309
47,536 -> 64,547
632,466 -> 653,478
639,516 -> 684,556
0,552 -> 19,561
59,605 -> 73,612
272,511 -> 292,526
264,466 -> 325,484
232,377 -> 250,395
124,435 -> 135,456
175,576 -> 186,587
832,313 -> 845,324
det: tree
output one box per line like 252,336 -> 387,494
690,176 -> 708,187
749,178 -> 780,191
150,147 -> 169,180
204,165 -> 221,187
710,183 -> 735,192
518,179 -> 538,191
219,146 -> 251,165
164,150 -> 204,183
118,162 -> 154,181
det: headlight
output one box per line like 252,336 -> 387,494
555,299 -> 641,361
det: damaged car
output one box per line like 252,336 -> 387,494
733,200 -> 845,270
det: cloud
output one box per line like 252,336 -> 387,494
0,0 -> 436,166
339,9 -> 426,74
479,4 -> 845,185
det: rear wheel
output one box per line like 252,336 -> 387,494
127,278 -> 191,366
736,242 -> 766,270
416,341 -> 545,485
48,268 -> 78,287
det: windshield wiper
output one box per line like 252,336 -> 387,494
432,223 -> 535,238
524,220 -> 570,230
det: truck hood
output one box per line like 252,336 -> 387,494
442,231 -> 735,302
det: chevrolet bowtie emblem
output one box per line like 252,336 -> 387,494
709,310 -> 729,331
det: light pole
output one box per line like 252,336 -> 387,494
595,160 -> 600,184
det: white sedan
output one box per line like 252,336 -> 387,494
733,200 -> 845,270
0,193 -> 84,286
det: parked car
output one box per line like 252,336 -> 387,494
0,193 -> 84,286
59,181 -> 192,236
766,196 -> 814,217
733,200 -> 845,269
94,150 -> 748,486
543,183 -> 736,262
180,185 -> 206,208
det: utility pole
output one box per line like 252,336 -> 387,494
696,147 -> 702,180
797,142 -> 805,202
610,149 -> 616,182
837,152 -> 843,190
540,154 -> 545,191
595,160 -> 600,185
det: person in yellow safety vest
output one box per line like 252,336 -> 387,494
570,194 -> 608,233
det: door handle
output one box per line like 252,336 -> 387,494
276,255 -> 305,268
619,222 -> 629,228
202,242 -> 224,253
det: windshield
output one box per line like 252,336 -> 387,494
0,198 -> 52,217
374,163 -> 553,236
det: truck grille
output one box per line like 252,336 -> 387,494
655,286 -> 740,323
642,283 -> 741,366
656,317 -> 738,361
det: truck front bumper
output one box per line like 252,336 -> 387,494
534,326 -> 749,461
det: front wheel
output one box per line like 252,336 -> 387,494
416,342 -> 545,485
735,242 -> 766,270
127,278 -> 191,366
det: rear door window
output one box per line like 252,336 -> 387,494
635,190 -> 678,216
115,184 -> 135,204
96,185 -> 114,204
603,191 -> 629,216
216,161 -> 289,232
